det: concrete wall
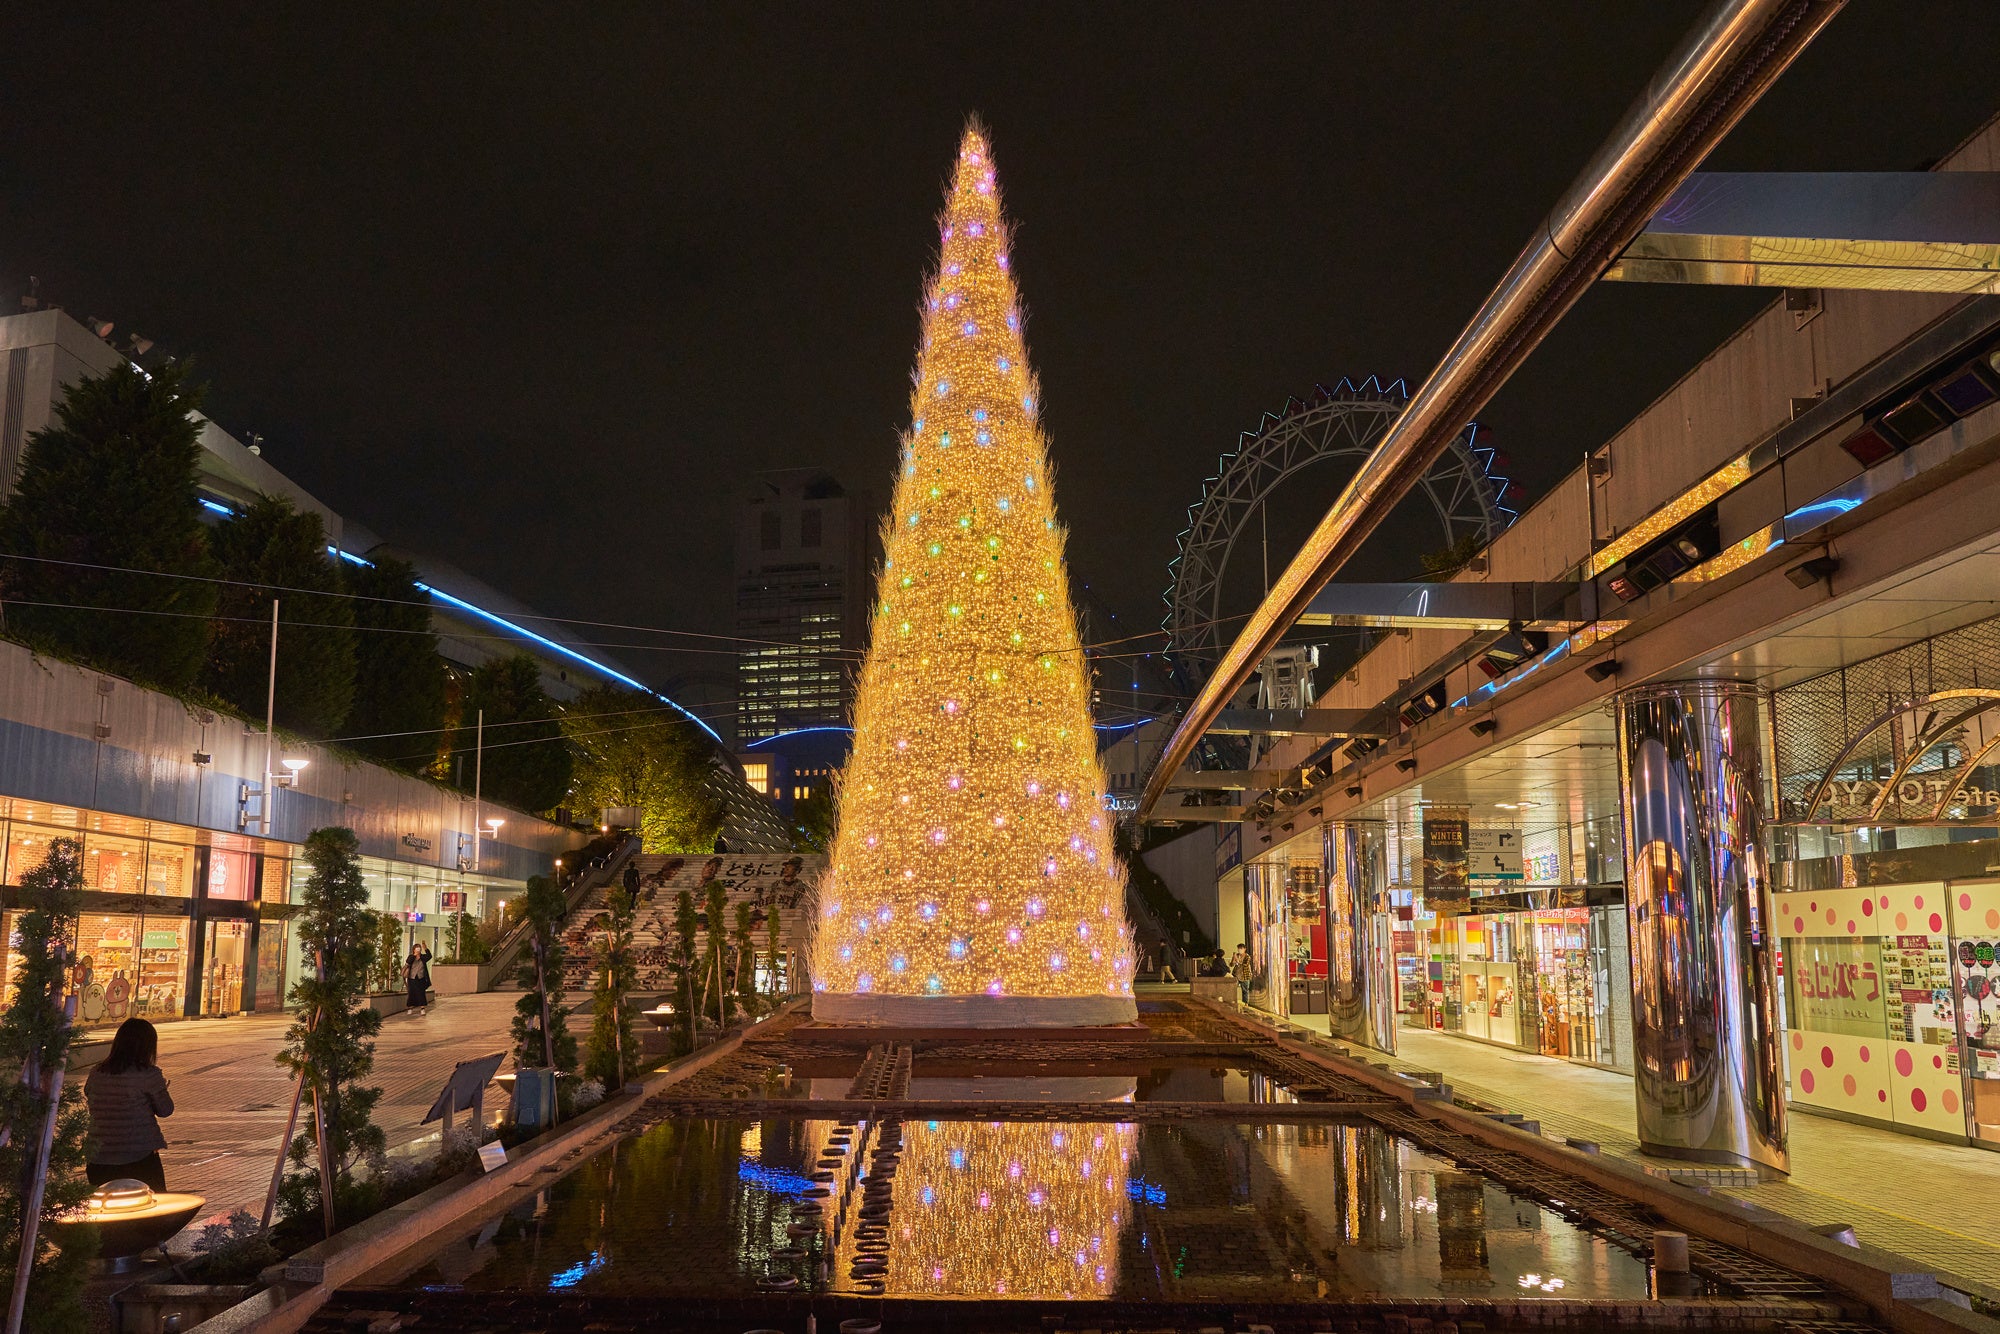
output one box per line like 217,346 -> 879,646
0,638 -> 584,878
1140,824 -> 1221,946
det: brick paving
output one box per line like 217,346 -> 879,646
69,991 -> 532,1239
1269,1007 -> 2000,1298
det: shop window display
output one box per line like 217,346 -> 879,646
3,825 -> 55,885
82,834 -> 147,893
203,918 -> 250,1015
146,841 -> 197,897
206,847 -> 255,901
1773,883 -> 1962,1137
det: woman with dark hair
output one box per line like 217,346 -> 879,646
406,941 -> 433,1015
84,1017 -> 174,1190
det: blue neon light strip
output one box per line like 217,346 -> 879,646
199,498 -> 235,516
744,725 -> 854,748
413,579 -> 722,742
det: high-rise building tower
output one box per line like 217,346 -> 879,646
811,124 -> 1136,1028
735,468 -> 873,744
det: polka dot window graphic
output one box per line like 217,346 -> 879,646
1774,882 -> 1976,1136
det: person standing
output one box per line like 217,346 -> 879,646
405,941 -> 432,1015
84,1017 -> 174,1191
1230,943 -> 1253,1005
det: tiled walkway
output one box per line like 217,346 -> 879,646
69,992 -> 526,1237
1270,1006 -> 2000,1296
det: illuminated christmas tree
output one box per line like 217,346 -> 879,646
812,123 -> 1136,1027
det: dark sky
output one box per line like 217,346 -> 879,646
5,4 -> 1995,691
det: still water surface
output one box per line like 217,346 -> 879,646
407,1117 -> 1651,1301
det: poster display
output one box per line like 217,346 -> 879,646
1422,807 -> 1469,919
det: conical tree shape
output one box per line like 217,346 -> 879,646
813,124 -> 1136,1027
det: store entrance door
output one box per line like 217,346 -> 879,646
202,919 -> 250,1016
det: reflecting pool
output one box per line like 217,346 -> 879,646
406,1117 -> 1653,1302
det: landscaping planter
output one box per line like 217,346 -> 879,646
113,1281 -> 256,1333
365,992 -> 410,1018
1190,976 -> 1239,1004
428,963 -> 496,995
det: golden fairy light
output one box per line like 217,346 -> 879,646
839,1120 -> 1132,1297
811,122 -> 1135,1026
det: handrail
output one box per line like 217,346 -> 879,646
1138,0 -> 1843,823
486,835 -> 641,980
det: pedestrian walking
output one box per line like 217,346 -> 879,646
406,941 -> 432,1015
1156,937 -> 1173,984
1230,943 -> 1253,1004
622,860 -> 641,899
84,1017 -> 174,1191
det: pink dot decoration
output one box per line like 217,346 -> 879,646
1809,901 -> 1818,911
1931,913 -> 1945,932
1845,921 -> 1856,934
1989,909 -> 2000,930
1859,1046 -> 1871,1062
1915,895 -> 1925,909
1793,917 -> 1805,933
1946,1089 -> 1962,1115
1799,1069 -> 1815,1094
1934,1054 -> 1946,1069
1912,1089 -> 1928,1113
1878,1090 -> 1888,1102
1895,913 -> 1909,930
1825,908 -> 1837,924
1964,893 -> 1975,911
1879,895 -> 1889,909
1895,1049 -> 1914,1077
1820,1046 -> 1835,1068
1843,1074 -> 1857,1096
1861,899 -> 1874,917
1791,1032 -> 1804,1050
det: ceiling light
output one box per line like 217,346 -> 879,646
1396,757 -> 1418,773
1584,659 -> 1620,683
1470,719 -> 1497,737
1784,555 -> 1840,589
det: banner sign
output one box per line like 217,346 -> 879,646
1422,806 -> 1470,918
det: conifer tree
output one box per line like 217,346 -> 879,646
206,496 -> 357,737
343,554 -> 447,772
672,889 -> 699,1052
766,904 -> 784,998
0,837 -> 95,1334
509,876 -> 576,1079
584,888 -> 641,1090
703,880 -> 729,1025
0,361 -> 218,688
276,827 -> 385,1235
812,125 -> 1134,1026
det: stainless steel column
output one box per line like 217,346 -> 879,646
1325,821 -> 1397,1054
1618,681 -> 1787,1174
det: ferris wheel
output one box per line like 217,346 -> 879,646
1162,376 -> 1515,691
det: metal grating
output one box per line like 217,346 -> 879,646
1772,615 -> 2000,822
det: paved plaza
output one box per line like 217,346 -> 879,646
1263,1003 -> 2000,1297
70,992 -> 528,1237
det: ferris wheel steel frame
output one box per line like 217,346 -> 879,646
1163,376 -> 1514,689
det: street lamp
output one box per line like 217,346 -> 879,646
276,756 -> 310,788
473,816 -> 504,873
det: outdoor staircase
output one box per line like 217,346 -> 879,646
488,834 -> 641,987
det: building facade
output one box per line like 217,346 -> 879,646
735,469 -> 874,744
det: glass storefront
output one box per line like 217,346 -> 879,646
1420,892 -> 1633,1072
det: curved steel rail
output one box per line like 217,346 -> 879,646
1140,0 -> 1844,822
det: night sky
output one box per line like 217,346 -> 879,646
5,4 -> 1995,693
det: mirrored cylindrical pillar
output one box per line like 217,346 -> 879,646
1617,681 -> 1787,1174
1325,821 -> 1396,1054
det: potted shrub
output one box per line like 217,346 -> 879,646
363,911 -> 410,1017
431,910 -> 496,995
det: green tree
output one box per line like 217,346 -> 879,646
205,496 -> 356,736
370,912 -> 407,994
564,687 -> 721,851
732,900 -> 756,1007
343,555 -> 447,772
702,880 -> 728,1026
792,788 -> 835,852
583,888 -> 641,1091
444,910 -> 489,965
509,876 -> 577,1080
0,837 -> 95,1333
276,828 -> 385,1236
672,889 -> 699,1052
766,904 -> 783,998
0,361 -> 218,688
457,654 -> 571,814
